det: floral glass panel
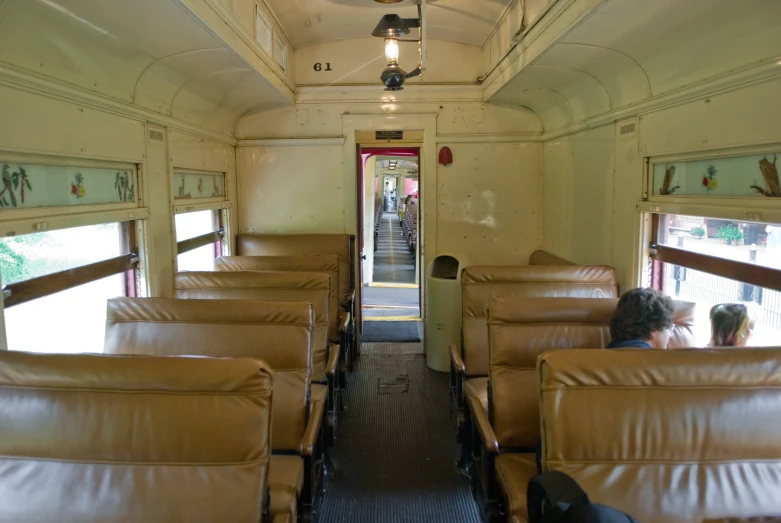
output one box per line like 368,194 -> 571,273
0,161 -> 136,209
173,172 -> 225,201
652,151 -> 781,197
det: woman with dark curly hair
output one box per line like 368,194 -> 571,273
607,288 -> 675,349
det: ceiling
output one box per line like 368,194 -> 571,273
488,0 -> 781,131
264,0 -> 514,48
376,156 -> 419,176
0,0 -> 292,136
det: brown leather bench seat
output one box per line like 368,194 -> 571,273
471,296 -> 696,522
471,296 -> 617,522
237,233 -> 358,369
538,348 -> 781,523
450,265 -> 619,474
0,350 -> 273,523
173,270 -> 339,427
215,254 -> 350,388
104,297 -> 323,522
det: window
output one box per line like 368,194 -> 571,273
175,210 -> 223,272
650,213 -> 781,346
0,222 -> 138,353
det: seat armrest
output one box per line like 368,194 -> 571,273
339,311 -> 351,333
449,344 -> 465,374
326,344 -> 340,376
272,514 -> 292,523
468,396 -> 498,454
301,398 -> 326,457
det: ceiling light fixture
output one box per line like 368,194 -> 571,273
371,0 -> 426,91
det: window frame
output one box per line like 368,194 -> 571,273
173,204 -> 229,271
640,144 -> 781,293
1,218 -> 141,308
0,152 -> 149,308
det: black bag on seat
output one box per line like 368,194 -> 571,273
527,471 -> 640,523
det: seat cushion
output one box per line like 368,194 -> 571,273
495,453 -> 539,523
268,455 -> 304,520
463,377 -> 489,416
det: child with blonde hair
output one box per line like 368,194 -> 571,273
709,303 -> 755,347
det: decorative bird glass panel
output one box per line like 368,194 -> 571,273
0,161 -> 137,209
652,150 -> 781,197
173,171 -> 226,201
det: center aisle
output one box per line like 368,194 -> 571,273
320,342 -> 480,523
373,212 -> 415,284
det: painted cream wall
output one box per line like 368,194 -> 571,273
0,83 -> 240,299
238,100 -> 539,139
236,144 -> 346,234
437,142 -> 542,264
541,125 -> 615,265
295,38 -> 483,85
541,76 -> 781,293
236,100 -> 543,272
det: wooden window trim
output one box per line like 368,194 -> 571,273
3,253 -> 138,308
176,229 -> 224,255
650,244 -> 781,292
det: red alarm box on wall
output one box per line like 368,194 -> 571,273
438,146 -> 453,166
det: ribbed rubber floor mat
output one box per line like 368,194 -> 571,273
361,321 -> 422,342
320,343 -> 481,523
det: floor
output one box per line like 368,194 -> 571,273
373,212 -> 416,284
319,342 -> 481,523
363,287 -> 420,320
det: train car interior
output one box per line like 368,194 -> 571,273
0,0 -> 780,522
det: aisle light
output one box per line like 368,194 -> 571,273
371,4 -> 425,91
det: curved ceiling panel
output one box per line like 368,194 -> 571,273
537,44 -> 650,109
491,88 -> 572,131
489,64 -> 610,129
561,0 -> 781,96
134,48 -> 249,115
0,0 -> 293,136
172,70 -> 290,135
264,0 -> 513,48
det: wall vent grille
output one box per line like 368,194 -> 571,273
619,122 -> 636,136
148,129 -> 164,145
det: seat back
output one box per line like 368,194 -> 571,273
538,348 -> 781,523
0,350 -> 273,523
105,297 -> 312,452
215,255 -> 341,341
237,233 -> 352,307
174,271 -> 330,382
669,299 -> 696,348
528,250 -> 576,265
488,297 -> 616,449
462,265 -> 619,376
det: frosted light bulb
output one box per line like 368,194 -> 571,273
385,39 -> 400,63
